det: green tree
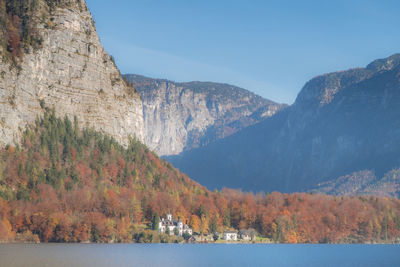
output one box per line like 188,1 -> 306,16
213,233 -> 219,241
223,210 -> 231,228
152,213 -> 160,231
173,227 -> 179,236
182,232 -> 191,241
209,215 -> 218,234
197,204 -> 206,217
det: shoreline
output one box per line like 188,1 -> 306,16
1,241 -> 399,245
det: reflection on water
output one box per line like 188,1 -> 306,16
0,243 -> 399,267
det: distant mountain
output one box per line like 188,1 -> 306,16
312,169 -> 400,198
168,54 -> 400,194
124,74 -> 286,156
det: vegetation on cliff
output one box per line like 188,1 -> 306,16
0,0 -> 80,63
0,109 -> 400,243
1,0 -> 44,62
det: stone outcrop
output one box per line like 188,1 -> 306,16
125,74 -> 285,156
0,0 -> 144,146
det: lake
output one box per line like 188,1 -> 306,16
0,244 -> 399,267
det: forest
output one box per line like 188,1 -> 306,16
0,109 -> 400,243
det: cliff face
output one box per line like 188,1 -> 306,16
0,0 -> 144,146
125,74 -> 285,156
168,54 -> 400,193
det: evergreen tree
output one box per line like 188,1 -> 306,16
209,215 -> 218,234
173,227 -> 179,236
152,213 -> 160,231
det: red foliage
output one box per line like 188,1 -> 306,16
1,112 -> 400,243
6,14 -> 22,58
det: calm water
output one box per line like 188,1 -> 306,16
0,244 -> 399,267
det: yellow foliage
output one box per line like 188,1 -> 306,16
200,214 -> 209,234
286,231 -> 299,244
190,215 -> 200,232
0,219 -> 14,241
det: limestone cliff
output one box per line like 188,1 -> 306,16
125,74 -> 285,156
0,0 -> 144,146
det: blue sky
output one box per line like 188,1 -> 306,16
86,0 -> 400,104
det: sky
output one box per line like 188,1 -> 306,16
86,0 -> 400,104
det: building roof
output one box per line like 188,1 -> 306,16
224,231 -> 237,234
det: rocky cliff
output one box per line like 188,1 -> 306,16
125,74 -> 285,156
0,0 -> 144,146
168,54 -> 400,193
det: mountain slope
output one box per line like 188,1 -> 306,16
1,110 -> 400,244
168,54 -> 400,193
0,109 -> 211,242
125,74 -> 286,156
0,0 -> 144,147
312,169 -> 400,198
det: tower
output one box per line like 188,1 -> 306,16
167,212 -> 172,221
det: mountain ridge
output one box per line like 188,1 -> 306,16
125,73 -> 286,156
168,53 -> 400,194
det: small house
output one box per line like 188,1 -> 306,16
223,231 -> 237,241
239,230 -> 252,241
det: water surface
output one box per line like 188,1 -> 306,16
0,243 -> 399,267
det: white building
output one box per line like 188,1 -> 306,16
158,212 -> 193,236
223,231 -> 238,241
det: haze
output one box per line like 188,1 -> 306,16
87,0 -> 400,104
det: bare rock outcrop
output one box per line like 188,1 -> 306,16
0,0 -> 144,146
125,74 -> 285,156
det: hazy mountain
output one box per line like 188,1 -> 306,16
312,169 -> 400,198
124,74 -> 286,156
168,54 -> 400,194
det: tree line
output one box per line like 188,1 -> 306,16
0,109 -> 400,243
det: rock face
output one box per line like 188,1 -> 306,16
0,0 -> 144,146
168,54 -> 400,193
125,74 -> 285,156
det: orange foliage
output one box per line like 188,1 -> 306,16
1,111 -> 400,243
190,215 -> 200,232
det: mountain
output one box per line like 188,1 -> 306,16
0,0 -> 399,245
1,110 -> 400,244
0,109 -> 211,242
124,74 -> 286,156
312,169 -> 400,198
0,0 -> 144,147
168,54 -> 400,194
